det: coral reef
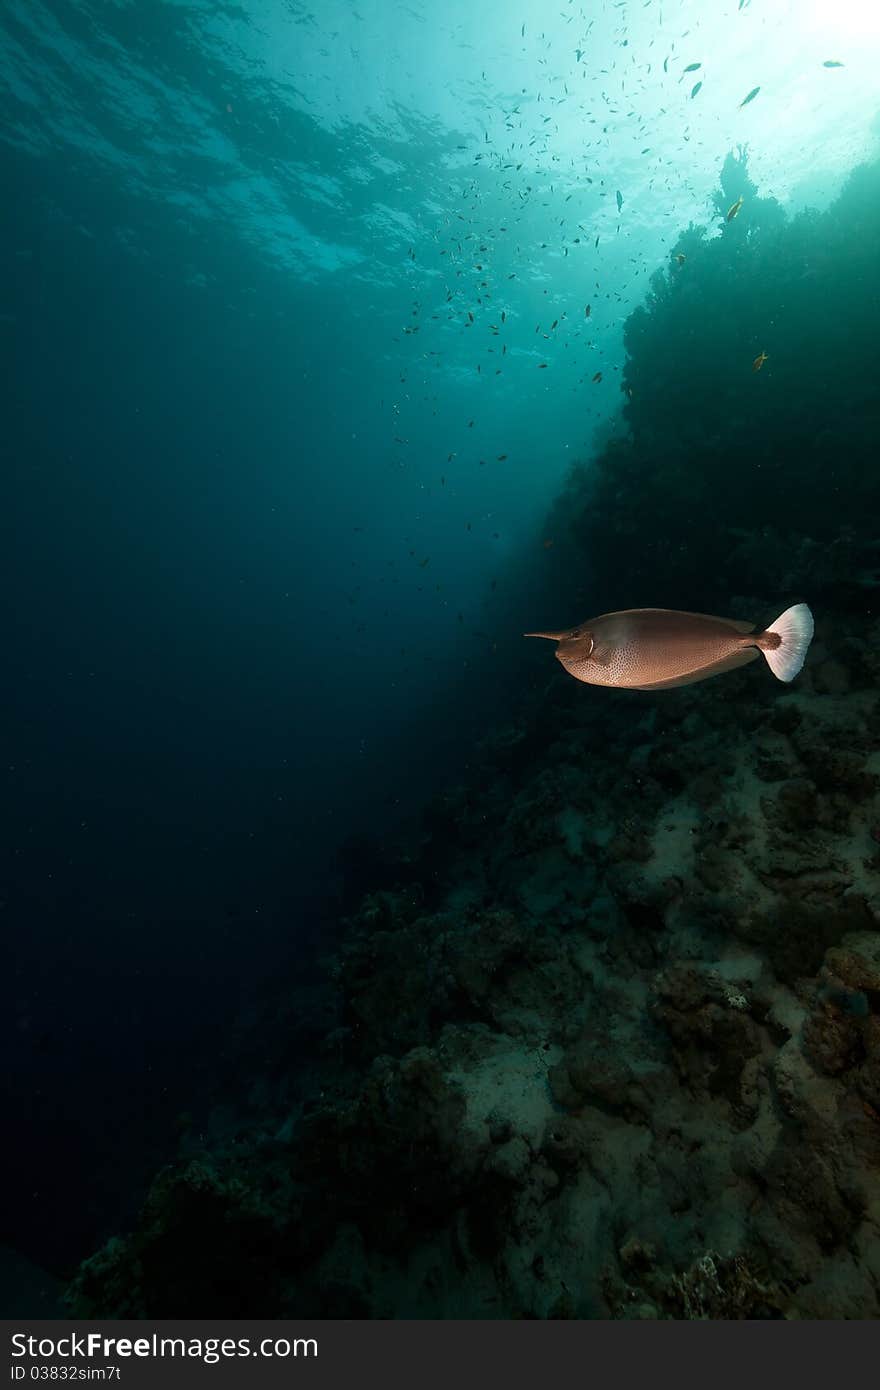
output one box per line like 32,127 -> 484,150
67,623 -> 880,1318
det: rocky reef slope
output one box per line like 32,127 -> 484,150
69,610 -> 880,1317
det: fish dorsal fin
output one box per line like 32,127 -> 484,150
601,607 -> 755,635
671,609 -> 756,634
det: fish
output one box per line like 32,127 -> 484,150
739,85 -> 761,108
683,62 -> 701,73
585,304 -> 591,317
616,189 -> 623,212
823,60 -> 844,67
726,195 -> 744,221
592,371 -> 602,383
691,81 -> 702,98
675,253 -> 686,265
752,350 -> 768,372
524,603 -> 814,690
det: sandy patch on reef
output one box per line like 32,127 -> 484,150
444,1030 -> 562,1150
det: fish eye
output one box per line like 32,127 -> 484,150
569,628 -> 582,639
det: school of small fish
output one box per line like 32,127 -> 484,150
375,6 -> 846,640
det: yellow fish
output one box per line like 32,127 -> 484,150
727,195 -> 744,222
752,351 -> 768,372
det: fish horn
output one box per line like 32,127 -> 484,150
523,630 -> 568,640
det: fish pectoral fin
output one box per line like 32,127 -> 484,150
632,646 -> 760,691
589,641 -> 615,667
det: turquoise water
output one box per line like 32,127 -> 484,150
3,0 -> 880,1318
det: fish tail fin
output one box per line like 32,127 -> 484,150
757,602 -> 814,682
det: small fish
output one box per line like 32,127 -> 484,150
823,60 -> 844,68
752,350 -> 768,372
592,371 -> 602,383
727,195 -> 744,221
739,85 -> 761,108
538,363 -> 548,369
691,81 -> 702,99
496,453 -> 507,460
525,604 -> 814,690
683,62 -> 701,73
616,189 -> 623,212
585,304 -> 592,317
675,253 -> 686,265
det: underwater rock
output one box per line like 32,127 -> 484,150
487,1135 -> 532,1184
772,777 -> 819,830
651,965 -> 761,1115
824,937 -> 880,1000
763,1143 -> 862,1251
547,1028 -> 659,1125
605,867 -> 677,933
802,1000 -> 864,1077
67,1153 -> 317,1318
740,893 -> 872,985
665,1251 -> 785,1320
855,1015 -> 880,1112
